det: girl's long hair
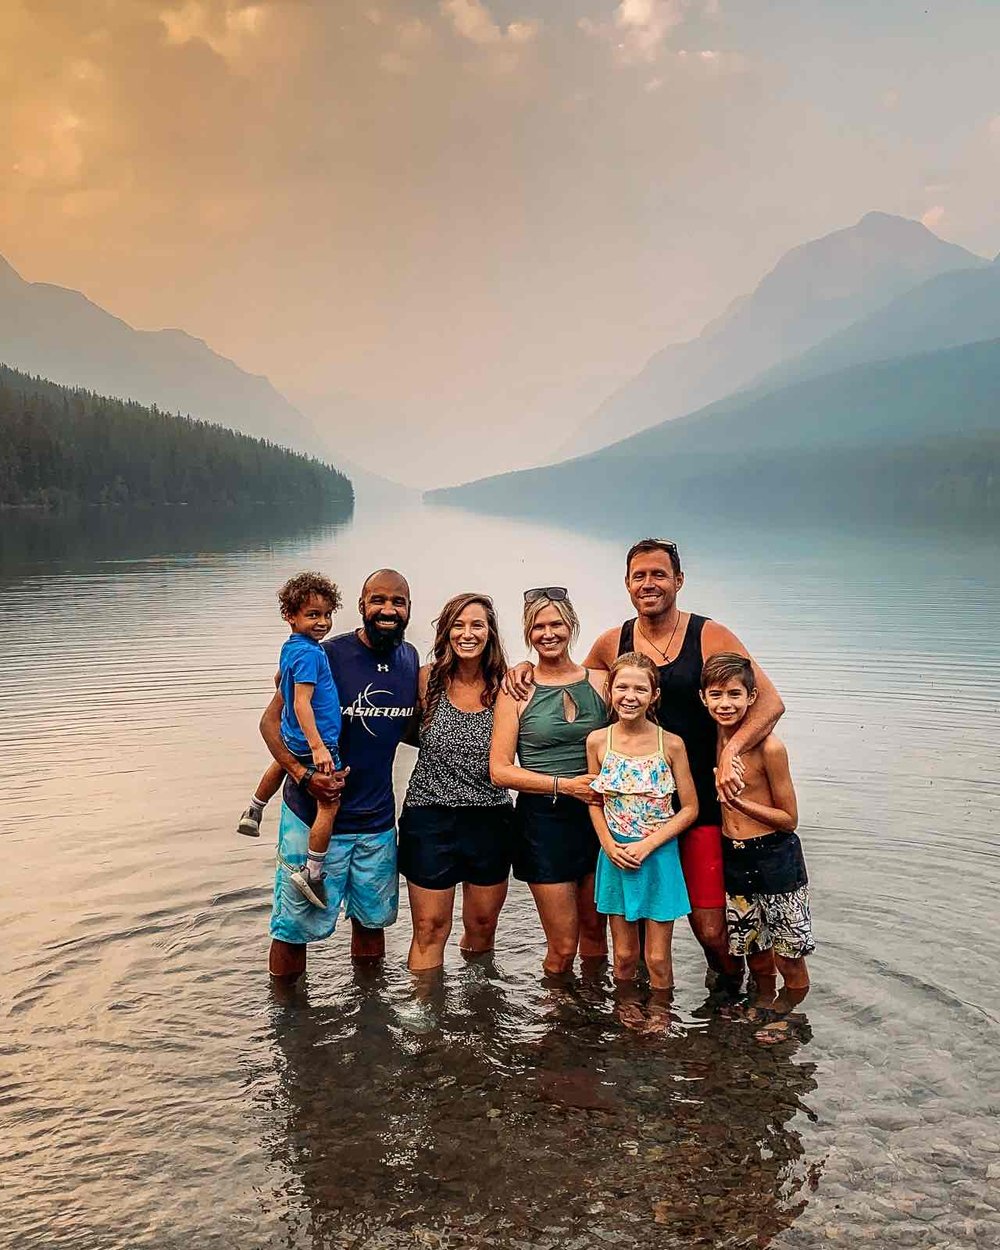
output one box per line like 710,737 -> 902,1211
423,593 -> 508,729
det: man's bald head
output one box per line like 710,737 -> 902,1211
358,568 -> 411,652
361,568 -> 410,599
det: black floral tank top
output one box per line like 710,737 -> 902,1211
404,694 -> 512,809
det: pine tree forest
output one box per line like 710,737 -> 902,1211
0,364 -> 354,510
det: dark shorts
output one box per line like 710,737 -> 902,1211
398,803 -> 514,890
722,829 -> 809,898
722,831 -> 813,957
511,793 -> 599,885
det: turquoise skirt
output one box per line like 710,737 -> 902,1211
595,833 -> 691,923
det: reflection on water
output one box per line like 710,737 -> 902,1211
0,500 -> 354,582
1,502 -> 998,1248
260,966 -> 817,1248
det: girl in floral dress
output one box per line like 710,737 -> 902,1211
586,652 -> 699,991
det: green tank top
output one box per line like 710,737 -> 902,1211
517,673 -> 607,776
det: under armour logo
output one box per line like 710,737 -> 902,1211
377,663 -> 389,672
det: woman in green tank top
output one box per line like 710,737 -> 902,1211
490,588 -> 608,975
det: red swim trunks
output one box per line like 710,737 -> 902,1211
679,824 -> 725,909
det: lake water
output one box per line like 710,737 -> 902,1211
1,501 -> 998,1249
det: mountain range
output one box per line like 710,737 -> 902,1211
431,214 -> 1000,526
0,255 -> 402,498
560,212 -> 988,459
431,336 -> 1000,525
0,256 -> 320,447
753,258 -> 1000,395
4,211 -> 997,517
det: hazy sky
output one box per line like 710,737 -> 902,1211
2,1 -> 999,485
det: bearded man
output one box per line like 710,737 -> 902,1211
261,569 -> 419,980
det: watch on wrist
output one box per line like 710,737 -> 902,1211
298,764 -> 318,789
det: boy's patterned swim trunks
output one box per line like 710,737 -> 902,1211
723,830 -> 815,958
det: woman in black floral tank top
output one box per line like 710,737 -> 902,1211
399,593 -> 513,971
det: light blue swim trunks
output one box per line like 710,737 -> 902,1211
269,800 -> 399,944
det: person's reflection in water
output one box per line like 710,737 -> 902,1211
259,962 -> 823,1247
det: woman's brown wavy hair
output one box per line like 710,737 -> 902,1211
423,593 -> 508,729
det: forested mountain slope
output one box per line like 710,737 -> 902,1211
0,364 -> 353,510
431,337 -> 1000,525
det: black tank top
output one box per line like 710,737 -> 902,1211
617,615 -> 720,824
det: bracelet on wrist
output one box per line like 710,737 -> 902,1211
551,774 -> 560,804
298,764 -> 318,789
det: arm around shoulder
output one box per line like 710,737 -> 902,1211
703,622 -> 784,798
583,627 -> 619,671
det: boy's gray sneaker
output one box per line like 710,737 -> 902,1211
237,808 -> 262,837
290,867 -> 328,909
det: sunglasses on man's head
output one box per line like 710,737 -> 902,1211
523,586 -> 568,604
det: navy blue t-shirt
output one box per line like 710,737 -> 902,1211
320,630 -> 419,835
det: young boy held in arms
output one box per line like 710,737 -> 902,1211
700,653 -> 813,1039
238,572 -> 343,910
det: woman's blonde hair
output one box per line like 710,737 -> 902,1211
605,651 -> 661,723
522,593 -> 580,649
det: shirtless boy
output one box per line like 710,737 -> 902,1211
700,653 -> 813,1031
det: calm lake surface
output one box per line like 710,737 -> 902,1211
1,501 -> 998,1249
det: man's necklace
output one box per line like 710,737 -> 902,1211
636,613 -> 681,663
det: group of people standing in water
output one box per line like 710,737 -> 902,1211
240,538 -> 814,1032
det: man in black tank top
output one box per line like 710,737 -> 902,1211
582,539 -> 786,981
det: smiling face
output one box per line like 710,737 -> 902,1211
701,675 -> 757,728
285,592 -> 335,642
528,604 -> 573,662
626,549 -> 684,621
448,601 -> 490,663
609,664 -> 658,724
359,570 -> 411,652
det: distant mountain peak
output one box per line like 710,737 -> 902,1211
856,209 -> 931,232
0,253 -> 24,288
559,211 -> 986,459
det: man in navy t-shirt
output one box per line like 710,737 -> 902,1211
260,569 -> 419,978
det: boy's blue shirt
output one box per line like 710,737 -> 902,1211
279,632 -> 342,758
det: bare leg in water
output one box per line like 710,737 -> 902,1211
268,917 -> 385,983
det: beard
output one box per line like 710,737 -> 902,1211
363,615 -> 408,653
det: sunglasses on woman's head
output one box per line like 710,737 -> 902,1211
523,586 -> 568,604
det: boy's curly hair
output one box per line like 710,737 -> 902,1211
278,571 -> 342,619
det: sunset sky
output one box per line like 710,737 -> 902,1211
2,1 -> 999,481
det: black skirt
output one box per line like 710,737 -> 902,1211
511,793 -> 599,885
398,803 -> 513,890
